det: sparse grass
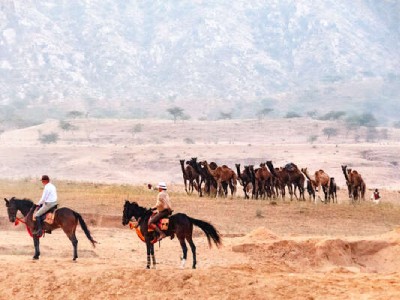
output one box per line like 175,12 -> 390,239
2,179 -> 400,237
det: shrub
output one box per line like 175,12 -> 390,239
183,137 -> 195,144
59,120 -> 78,132
308,135 -> 318,143
318,111 -> 346,120
39,132 -> 59,144
132,123 -> 143,133
285,111 -> 301,118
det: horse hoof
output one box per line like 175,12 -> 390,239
146,266 -> 150,269
32,256 -> 39,260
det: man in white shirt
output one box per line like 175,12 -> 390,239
33,175 -> 58,235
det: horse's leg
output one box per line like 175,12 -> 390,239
179,237 -> 188,269
70,232 -> 78,261
187,238 -> 197,269
62,226 -> 78,260
150,243 -> 156,269
146,240 -> 151,269
33,236 -> 40,260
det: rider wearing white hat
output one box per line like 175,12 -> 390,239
150,182 -> 172,240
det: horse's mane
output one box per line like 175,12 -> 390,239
128,201 -> 151,218
11,197 -> 34,206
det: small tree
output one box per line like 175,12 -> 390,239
306,110 -> 318,118
167,106 -> 184,123
366,127 -> 378,142
359,113 -> 378,127
67,110 -> 84,119
322,127 -> 338,140
256,108 -> 273,121
219,112 -> 232,120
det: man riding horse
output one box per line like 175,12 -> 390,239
33,175 -> 58,235
149,182 -> 172,241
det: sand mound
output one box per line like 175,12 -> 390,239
232,228 -> 400,273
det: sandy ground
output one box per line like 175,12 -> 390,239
1,190 -> 400,299
1,119 -> 400,299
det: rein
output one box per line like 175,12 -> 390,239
14,216 -> 43,238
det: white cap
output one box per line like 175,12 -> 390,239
157,182 -> 167,190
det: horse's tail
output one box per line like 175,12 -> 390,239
74,212 -> 97,248
187,216 -> 221,248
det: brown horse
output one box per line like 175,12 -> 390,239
4,197 -> 97,260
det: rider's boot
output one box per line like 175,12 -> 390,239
34,216 -> 43,236
154,226 -> 166,241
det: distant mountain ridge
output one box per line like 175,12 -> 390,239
0,0 -> 399,123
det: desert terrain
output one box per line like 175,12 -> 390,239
1,118 -> 400,299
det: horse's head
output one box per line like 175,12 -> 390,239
122,201 -> 142,226
4,197 -> 17,222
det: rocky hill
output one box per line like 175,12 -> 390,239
0,0 -> 399,123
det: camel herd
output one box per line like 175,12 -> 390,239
179,158 -> 366,203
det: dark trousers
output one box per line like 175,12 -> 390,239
150,209 -> 171,225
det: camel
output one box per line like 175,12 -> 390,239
341,165 -> 352,198
187,158 -> 222,197
253,163 -> 274,199
235,164 -> 252,199
301,167 -> 330,203
266,161 -> 304,200
285,163 -> 306,201
306,179 -> 316,201
266,161 -> 289,199
266,161 -> 305,201
201,160 -> 237,198
328,177 -> 337,203
179,159 -> 200,195
341,165 -> 365,202
186,157 -> 207,197
248,165 -> 257,199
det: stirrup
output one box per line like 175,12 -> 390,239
157,234 -> 166,241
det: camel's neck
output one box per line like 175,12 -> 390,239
236,165 -> 242,179
180,161 -> 186,174
303,170 -> 313,181
205,163 -> 216,176
266,163 -> 276,176
342,168 -> 350,182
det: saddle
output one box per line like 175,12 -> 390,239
32,205 -> 58,225
148,212 -> 170,232
284,163 -> 297,172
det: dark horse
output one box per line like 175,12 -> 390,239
4,197 -> 97,260
122,201 -> 221,269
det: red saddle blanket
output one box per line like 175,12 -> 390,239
147,212 -> 169,231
